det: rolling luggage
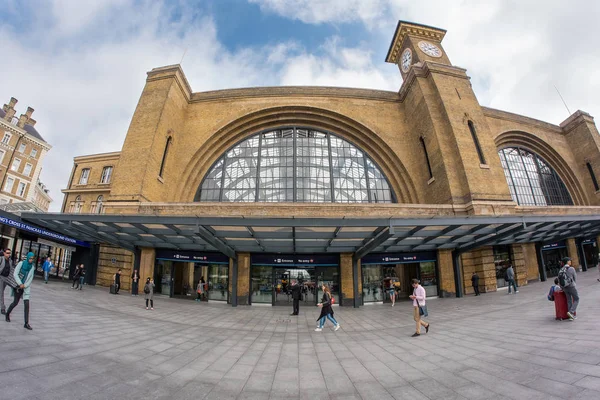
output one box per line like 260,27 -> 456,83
554,290 -> 569,320
110,284 -> 117,294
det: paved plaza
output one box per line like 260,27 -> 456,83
1,271 -> 600,400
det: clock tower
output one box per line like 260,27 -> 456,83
385,21 -> 451,79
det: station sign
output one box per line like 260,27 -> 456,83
0,215 -> 89,247
155,249 -> 229,264
542,240 -> 567,250
251,254 -> 339,266
361,251 -> 437,265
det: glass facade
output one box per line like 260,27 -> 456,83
583,240 -> 598,269
15,239 -> 73,279
361,259 -> 438,303
493,245 -> 512,288
498,147 -> 573,206
154,260 -> 229,301
198,127 -> 394,203
542,246 -> 568,278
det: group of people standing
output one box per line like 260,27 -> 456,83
71,264 -> 86,290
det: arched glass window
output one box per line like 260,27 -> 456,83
498,147 -> 573,206
71,195 -> 83,213
197,127 -> 395,203
95,195 -> 104,214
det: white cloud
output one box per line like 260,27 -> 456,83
2,0 -> 600,213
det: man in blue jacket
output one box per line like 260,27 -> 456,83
42,257 -> 53,284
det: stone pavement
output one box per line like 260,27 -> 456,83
1,270 -> 600,400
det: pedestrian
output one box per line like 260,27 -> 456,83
42,257 -> 53,284
72,264 -> 82,289
113,269 -> 122,294
78,264 -> 85,290
471,272 -> 480,296
505,265 -> 518,294
131,269 -> 140,296
547,278 -> 562,301
290,279 -> 301,315
200,276 -> 206,300
409,278 -> 430,337
143,277 -> 154,310
388,277 -> 397,306
0,249 -> 15,315
315,284 -> 340,332
558,257 -> 578,320
196,279 -> 204,301
5,252 -> 36,330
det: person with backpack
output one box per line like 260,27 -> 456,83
5,252 -> 36,330
144,277 -> 155,310
558,257 -> 579,320
505,265 -> 518,294
315,284 -> 340,332
0,249 -> 15,315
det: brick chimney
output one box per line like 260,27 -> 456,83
2,97 -> 17,122
17,106 -> 34,128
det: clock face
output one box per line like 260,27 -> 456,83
418,41 -> 442,58
400,48 -> 412,73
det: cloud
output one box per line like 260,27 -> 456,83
2,0 -> 600,213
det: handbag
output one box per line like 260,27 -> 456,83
415,297 -> 428,317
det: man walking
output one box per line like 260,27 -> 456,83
471,272 -> 480,296
113,269 -> 122,294
0,249 -> 14,314
290,279 -> 301,316
42,257 -> 53,284
558,257 -> 579,320
505,265 -> 518,294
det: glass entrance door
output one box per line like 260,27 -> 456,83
273,267 -> 316,306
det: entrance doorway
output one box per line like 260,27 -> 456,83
250,254 -> 340,306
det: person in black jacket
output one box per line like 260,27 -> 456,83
315,285 -> 340,332
72,265 -> 82,289
290,279 -> 301,316
471,272 -> 480,296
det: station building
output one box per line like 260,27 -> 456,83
21,21 -> 600,306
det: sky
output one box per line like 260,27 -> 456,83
1,0 -> 600,212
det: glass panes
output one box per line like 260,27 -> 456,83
199,127 -> 394,203
498,147 -> 573,206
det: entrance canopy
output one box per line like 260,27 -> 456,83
19,212 -> 600,260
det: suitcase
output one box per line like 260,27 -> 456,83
554,290 -> 569,320
110,284 -> 117,294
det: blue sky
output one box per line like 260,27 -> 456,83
1,0 -> 600,211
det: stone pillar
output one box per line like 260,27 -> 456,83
340,253 -> 359,306
511,244 -> 528,286
139,247 -> 156,284
461,247 -> 495,294
437,249 -> 455,297
187,262 -> 194,294
236,253 -> 250,305
519,243 -> 539,283
566,238 -> 581,269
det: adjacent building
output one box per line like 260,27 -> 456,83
0,97 -> 52,209
23,21 -> 600,305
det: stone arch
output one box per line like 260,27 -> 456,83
494,130 -> 587,206
175,106 -> 419,203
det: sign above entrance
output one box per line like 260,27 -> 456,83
251,254 -> 339,267
0,215 -> 89,247
155,249 -> 229,264
582,238 -> 597,245
361,251 -> 437,265
542,240 -> 566,250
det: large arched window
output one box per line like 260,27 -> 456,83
197,127 -> 395,203
498,147 -> 573,206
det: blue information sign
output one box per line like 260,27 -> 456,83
251,254 -> 339,267
155,249 -> 229,264
0,216 -> 89,247
361,252 -> 437,265
542,240 -> 567,250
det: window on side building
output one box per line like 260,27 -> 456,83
79,168 -> 90,185
17,182 -> 26,197
30,148 -> 38,158
23,163 -> 32,177
11,158 -> 21,172
5,177 -> 15,192
100,166 -> 113,184
1,133 -> 11,145
18,143 -> 26,153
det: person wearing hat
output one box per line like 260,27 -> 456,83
5,252 -> 36,330
558,257 -> 579,320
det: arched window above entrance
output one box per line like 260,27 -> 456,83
498,147 -> 573,206
197,127 -> 395,203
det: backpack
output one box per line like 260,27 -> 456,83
143,284 -> 151,294
557,267 -> 573,288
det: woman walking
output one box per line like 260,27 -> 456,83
196,278 -> 204,302
409,278 -> 430,337
5,252 -> 35,330
315,284 -> 340,332
72,264 -> 81,289
144,277 -> 155,310
131,269 -> 140,296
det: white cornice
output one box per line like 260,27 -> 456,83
0,119 -> 51,150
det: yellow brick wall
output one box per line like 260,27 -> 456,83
437,249 -> 455,297
97,245 -> 134,289
461,247 -> 495,294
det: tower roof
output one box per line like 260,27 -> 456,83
385,20 -> 447,64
